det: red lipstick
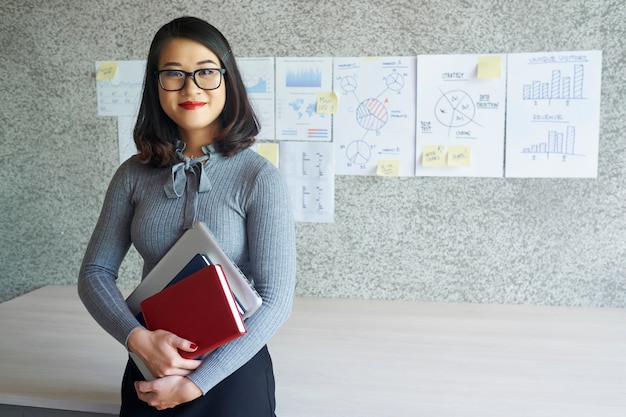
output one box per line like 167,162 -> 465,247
179,101 -> 206,110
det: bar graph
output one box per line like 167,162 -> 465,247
523,126 -> 577,155
522,64 -> 584,101
285,67 -> 322,88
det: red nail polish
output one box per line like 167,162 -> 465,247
190,343 -> 198,350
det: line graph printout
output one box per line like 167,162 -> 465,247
505,50 -> 602,178
96,60 -> 145,116
275,57 -> 333,141
415,54 -> 506,177
334,56 -> 416,176
279,141 -> 335,223
237,57 -> 275,140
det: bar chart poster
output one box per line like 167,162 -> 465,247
275,57 -> 333,141
504,50 -> 602,178
238,57 -> 275,140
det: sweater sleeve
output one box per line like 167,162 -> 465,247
186,162 -> 297,394
77,161 -> 143,347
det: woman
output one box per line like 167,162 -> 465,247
78,16 -> 296,416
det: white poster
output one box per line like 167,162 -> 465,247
334,56 -> 416,176
275,57 -> 333,141
96,60 -> 145,117
415,54 -> 507,177
504,51 -> 602,178
117,116 -> 137,164
238,57 -> 276,140
279,141 -> 335,223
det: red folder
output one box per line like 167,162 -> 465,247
140,264 -> 247,359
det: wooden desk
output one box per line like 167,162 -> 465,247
0,286 -> 125,416
1,286 -> 625,416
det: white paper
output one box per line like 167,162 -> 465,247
275,57 -> 333,141
96,60 -> 145,116
333,56 -> 417,176
238,57 -> 276,140
504,51 -> 602,178
279,141 -> 335,223
118,116 -> 137,164
415,54 -> 506,177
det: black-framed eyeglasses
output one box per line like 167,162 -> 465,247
155,68 -> 226,91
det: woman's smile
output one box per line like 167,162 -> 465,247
179,101 -> 207,110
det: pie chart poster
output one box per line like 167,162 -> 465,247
334,56 -> 417,176
415,54 -> 507,178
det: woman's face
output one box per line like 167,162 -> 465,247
156,37 -> 227,142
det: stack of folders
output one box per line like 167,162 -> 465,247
125,221 -> 263,380
140,256 -> 247,359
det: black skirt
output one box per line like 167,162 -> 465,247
120,345 -> 276,417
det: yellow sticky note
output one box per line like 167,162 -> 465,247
256,143 -> 279,167
96,61 -> 118,80
376,160 -> 400,177
422,145 -> 446,167
477,56 -> 501,79
448,145 -> 471,166
316,92 -> 338,114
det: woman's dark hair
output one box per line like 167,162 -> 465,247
134,16 -> 259,167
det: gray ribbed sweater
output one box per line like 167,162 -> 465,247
78,148 -> 296,394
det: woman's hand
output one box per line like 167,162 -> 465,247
135,375 -> 203,410
127,327 -> 201,377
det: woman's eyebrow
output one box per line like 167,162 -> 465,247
196,59 -> 219,66
161,59 -> 219,68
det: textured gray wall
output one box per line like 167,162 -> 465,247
1,0 -> 624,307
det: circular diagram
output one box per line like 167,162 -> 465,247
434,90 -> 476,128
385,72 -> 405,91
356,98 -> 388,131
345,140 -> 371,165
340,76 -> 358,92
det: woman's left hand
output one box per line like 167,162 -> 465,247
134,375 -> 202,410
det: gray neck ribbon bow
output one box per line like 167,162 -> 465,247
164,143 -> 213,229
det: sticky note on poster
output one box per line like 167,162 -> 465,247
316,92 -> 337,114
96,61 -> 118,80
256,143 -> 279,167
422,145 -> 446,167
448,145 -> 471,166
477,56 -> 501,79
376,160 -> 400,176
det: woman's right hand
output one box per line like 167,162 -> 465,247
127,327 -> 202,378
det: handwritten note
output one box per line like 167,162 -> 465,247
376,160 -> 400,176
447,145 -> 471,166
316,92 -> 338,114
477,56 -> 501,79
422,145 -> 446,167
96,61 -> 118,80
